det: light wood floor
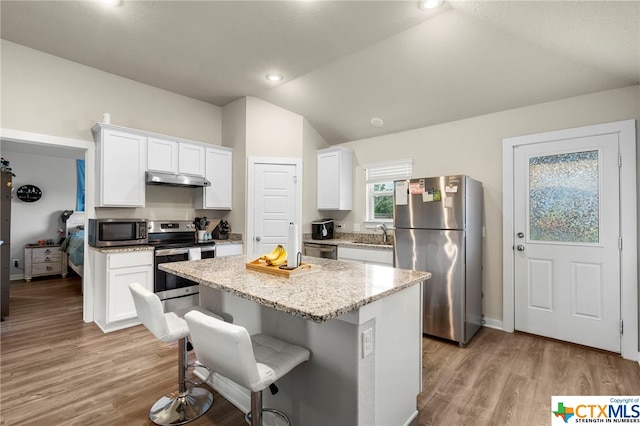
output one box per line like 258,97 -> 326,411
2,277 -> 640,426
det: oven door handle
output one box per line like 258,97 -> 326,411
156,247 -> 190,256
155,245 -> 216,256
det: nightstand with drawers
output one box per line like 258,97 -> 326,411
24,244 -> 68,281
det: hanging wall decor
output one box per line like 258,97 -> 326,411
16,184 -> 42,202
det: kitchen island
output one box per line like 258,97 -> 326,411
160,255 -> 430,426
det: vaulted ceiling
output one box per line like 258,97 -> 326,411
2,1 -> 638,144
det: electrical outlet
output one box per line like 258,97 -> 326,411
362,327 -> 373,358
353,223 -> 361,232
13,259 -> 19,267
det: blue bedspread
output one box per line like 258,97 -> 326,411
61,229 -> 84,266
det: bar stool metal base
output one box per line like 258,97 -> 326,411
150,387 -> 213,426
245,390 -> 291,426
245,408 -> 291,426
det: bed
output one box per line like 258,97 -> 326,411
61,211 -> 85,278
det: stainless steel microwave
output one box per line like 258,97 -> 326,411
88,218 -> 148,247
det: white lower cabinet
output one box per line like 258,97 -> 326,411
215,242 -> 242,257
337,246 -> 393,266
93,249 -> 154,332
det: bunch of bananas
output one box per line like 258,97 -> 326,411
260,245 -> 288,266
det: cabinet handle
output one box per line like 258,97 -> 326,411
46,266 -> 52,271
44,249 -> 51,254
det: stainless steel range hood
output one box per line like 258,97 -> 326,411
145,171 -> 211,188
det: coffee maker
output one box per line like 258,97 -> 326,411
211,220 -> 230,240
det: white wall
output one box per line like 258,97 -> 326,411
1,40 -> 225,221
338,85 -> 640,326
1,40 -> 222,144
245,97 -> 303,157
222,98 -> 248,242
302,119 -> 330,234
4,150 -> 79,279
223,96 -> 308,240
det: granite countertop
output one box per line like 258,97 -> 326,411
90,245 -> 155,254
212,239 -> 243,245
302,232 -> 394,251
159,255 -> 429,323
89,239 -> 243,253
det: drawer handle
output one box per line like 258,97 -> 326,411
44,249 -> 51,254
46,266 -> 52,271
45,257 -> 50,262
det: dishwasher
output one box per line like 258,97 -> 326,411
303,242 -> 338,260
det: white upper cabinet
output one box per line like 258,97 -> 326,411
317,147 -> 352,210
148,138 -> 205,177
197,146 -> 233,210
147,137 -> 178,173
92,124 -> 146,207
178,142 -> 206,177
94,123 -> 230,208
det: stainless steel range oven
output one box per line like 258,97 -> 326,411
148,220 -> 215,312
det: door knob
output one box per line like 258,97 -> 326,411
517,232 -> 525,238
255,236 -> 261,241
516,245 -> 525,251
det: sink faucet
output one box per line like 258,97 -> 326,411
375,223 -> 387,244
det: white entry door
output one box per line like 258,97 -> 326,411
514,133 -> 621,352
250,162 -> 298,257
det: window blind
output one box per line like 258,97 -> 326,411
364,159 -> 413,183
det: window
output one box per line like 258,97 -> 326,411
364,159 -> 413,224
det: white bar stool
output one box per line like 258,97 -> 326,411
129,283 -> 222,425
184,310 -> 311,426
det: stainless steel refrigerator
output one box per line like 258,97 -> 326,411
393,175 -> 483,346
1,167 -> 13,319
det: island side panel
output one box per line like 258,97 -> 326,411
264,308 -> 361,425
199,285 -> 360,425
370,281 -> 422,424
199,285 -> 263,334
198,282 -> 423,425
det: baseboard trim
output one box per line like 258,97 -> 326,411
482,317 -> 503,331
404,410 -> 418,426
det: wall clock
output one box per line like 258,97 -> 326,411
16,184 -> 42,202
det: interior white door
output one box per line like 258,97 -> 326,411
514,133 -> 621,352
252,163 -> 297,256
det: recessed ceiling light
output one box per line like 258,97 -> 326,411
101,0 -> 122,6
265,73 -> 284,82
418,0 -> 444,10
370,117 -> 384,128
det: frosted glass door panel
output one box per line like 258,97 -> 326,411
528,150 -> 599,243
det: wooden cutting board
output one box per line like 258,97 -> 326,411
245,259 -> 321,277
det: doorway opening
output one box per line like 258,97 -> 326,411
1,128 -> 95,323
